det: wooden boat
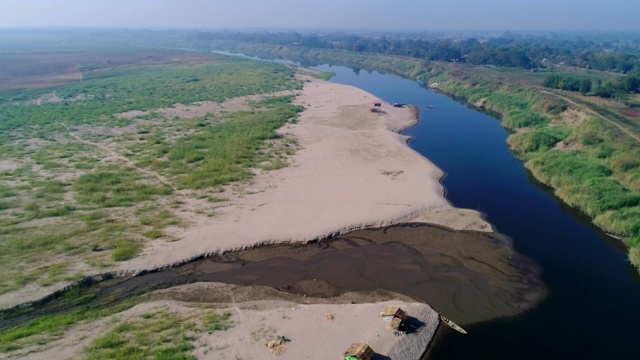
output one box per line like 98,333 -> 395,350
426,104 -> 434,109
606,233 -> 621,240
440,315 -> 467,334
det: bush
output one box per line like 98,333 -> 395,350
503,109 -> 548,128
509,126 -> 570,153
111,239 -> 141,261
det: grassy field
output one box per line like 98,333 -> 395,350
0,48 -> 302,297
0,293 -> 233,357
83,308 -> 232,360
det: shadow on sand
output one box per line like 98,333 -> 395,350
402,315 -> 427,335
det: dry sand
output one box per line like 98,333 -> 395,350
120,77 -> 486,272
198,300 -> 438,360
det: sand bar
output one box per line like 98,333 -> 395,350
14,283 -> 439,360
120,76 -> 488,272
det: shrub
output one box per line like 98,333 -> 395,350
509,126 -> 570,153
111,239 -> 142,261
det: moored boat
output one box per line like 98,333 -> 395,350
440,315 -> 468,334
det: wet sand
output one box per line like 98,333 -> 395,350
175,223 -> 544,325
1,224 -> 544,330
1,223 -> 544,359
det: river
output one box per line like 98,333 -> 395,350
310,64 -> 640,359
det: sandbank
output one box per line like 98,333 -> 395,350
14,283 -> 439,360
120,76 -> 488,272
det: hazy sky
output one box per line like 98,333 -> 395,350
1,0 -> 639,31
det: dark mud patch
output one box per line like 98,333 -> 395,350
0,223 -> 544,330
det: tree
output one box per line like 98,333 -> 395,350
579,78 -> 592,94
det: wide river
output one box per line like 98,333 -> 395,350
309,64 -> 640,359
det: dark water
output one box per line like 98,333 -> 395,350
312,65 -> 640,359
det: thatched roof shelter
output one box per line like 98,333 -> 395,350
344,342 -> 375,360
381,306 -> 407,330
380,306 -> 406,319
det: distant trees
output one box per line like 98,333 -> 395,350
208,31 -> 640,73
543,73 -> 639,98
579,79 -> 592,94
543,75 -> 581,92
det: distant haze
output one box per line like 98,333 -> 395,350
0,0 -> 639,32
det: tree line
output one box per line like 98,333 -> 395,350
543,72 -> 640,97
200,31 -> 640,73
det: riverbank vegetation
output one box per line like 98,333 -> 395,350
0,48 -> 302,297
204,37 -> 640,270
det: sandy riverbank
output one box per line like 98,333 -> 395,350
13,283 -> 439,360
119,75 -> 489,272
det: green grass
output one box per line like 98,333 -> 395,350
82,309 -> 234,359
205,311 -> 233,332
0,50 -> 305,295
0,299 -> 136,353
84,311 -> 197,360
134,97 -> 304,189
111,239 -> 142,261
313,71 -> 335,80
74,166 -> 172,208
143,229 -> 165,239
508,126 -> 571,153
0,59 -> 301,141
503,109 -> 548,128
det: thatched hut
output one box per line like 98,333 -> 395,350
380,306 -> 407,330
344,343 -> 375,360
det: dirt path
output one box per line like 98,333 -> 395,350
538,89 -> 640,144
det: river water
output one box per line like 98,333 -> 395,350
310,65 -> 640,359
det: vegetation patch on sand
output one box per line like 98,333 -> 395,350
0,48 -> 303,301
83,309 -> 231,360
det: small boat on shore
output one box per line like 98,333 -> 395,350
440,315 -> 468,334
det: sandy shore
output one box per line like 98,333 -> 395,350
14,283 -> 439,360
200,300 -> 438,360
119,76 -> 488,273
